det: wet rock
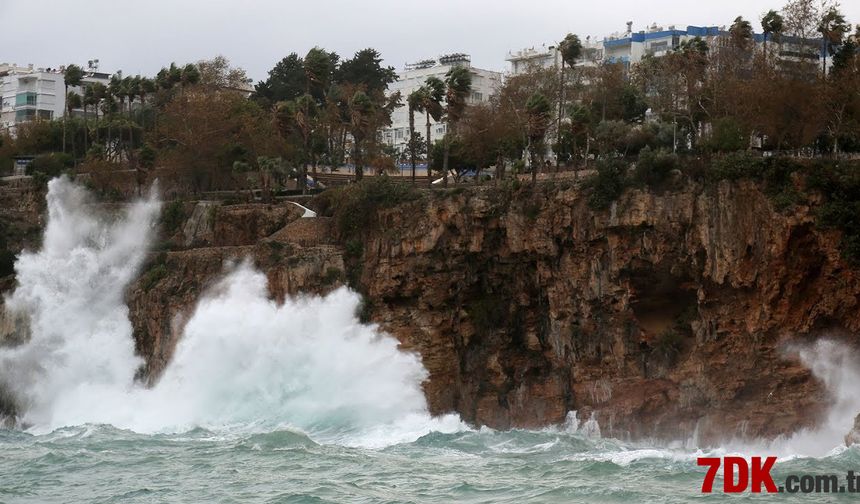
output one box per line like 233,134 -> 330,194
845,414 -> 860,447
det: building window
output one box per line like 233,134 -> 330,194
15,109 -> 36,121
37,110 -> 53,120
15,92 -> 37,107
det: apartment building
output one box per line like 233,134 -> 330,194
382,54 -> 502,155
0,62 -> 111,135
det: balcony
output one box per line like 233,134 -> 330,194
15,92 -> 37,107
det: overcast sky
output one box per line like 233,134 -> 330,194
2,0 -> 859,82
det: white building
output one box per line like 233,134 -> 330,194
507,22 -> 828,75
1,62 -> 111,135
506,37 -> 605,75
383,54 -> 502,156
507,24 -> 723,75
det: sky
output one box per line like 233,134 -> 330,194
2,0 -> 859,83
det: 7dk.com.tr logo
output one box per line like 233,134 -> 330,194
698,457 -> 860,494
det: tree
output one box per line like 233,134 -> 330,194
729,16 -> 754,51
555,33 -> 583,168
761,9 -> 785,58
347,91 -> 374,181
275,95 -> 317,193
818,6 -> 850,76
407,88 -> 425,182
197,55 -> 252,90
303,47 -> 336,102
336,48 -> 397,95
526,92 -> 552,183
255,54 -> 306,105
419,76 -> 445,178
63,64 -> 83,153
782,0 -> 820,39
442,66 -> 473,186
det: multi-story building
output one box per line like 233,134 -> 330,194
508,22 -> 828,75
0,62 -> 111,135
506,37 -> 604,75
382,54 -> 503,156
507,23 -> 723,75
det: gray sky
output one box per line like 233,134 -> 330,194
2,0 -> 859,82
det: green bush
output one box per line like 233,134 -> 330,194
633,147 -> 678,187
701,117 -> 746,152
27,153 -> 73,178
140,264 -> 168,292
807,163 -> 860,263
328,177 -> 423,240
322,267 -> 344,286
585,159 -> 628,210
709,152 -> 767,182
160,201 -> 186,235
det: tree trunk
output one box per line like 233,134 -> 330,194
425,112 -> 432,182
409,107 -> 416,184
354,144 -> 363,182
442,130 -> 450,188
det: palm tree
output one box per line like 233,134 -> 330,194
277,94 -> 317,193
406,88 -> 425,182
420,77 -> 445,179
65,91 -> 82,157
555,33 -> 582,170
87,82 -> 107,148
348,91 -> 374,181
817,6 -> 849,76
180,63 -> 201,88
761,10 -> 784,61
729,16 -> 754,49
526,92 -> 552,184
442,67 -> 472,186
63,64 -> 83,153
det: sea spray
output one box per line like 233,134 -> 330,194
0,177 -> 160,430
121,263 -> 465,444
0,178 -> 465,445
771,339 -> 860,456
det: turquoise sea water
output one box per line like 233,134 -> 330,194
2,425 -> 860,503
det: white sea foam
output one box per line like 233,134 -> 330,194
0,178 -> 466,447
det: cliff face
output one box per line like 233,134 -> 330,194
358,180 -> 860,442
127,201 -> 343,380
2,178 -> 857,443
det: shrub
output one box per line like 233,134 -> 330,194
327,177 -> 423,240
594,120 -> 632,156
709,152 -> 766,182
160,201 -> 186,235
585,159 -> 628,210
322,267 -> 344,286
27,152 -> 73,178
633,147 -> 678,187
701,117 -> 746,152
808,163 -> 860,263
140,264 -> 168,292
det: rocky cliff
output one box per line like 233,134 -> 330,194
355,180 -> 860,442
2,177 -> 858,443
